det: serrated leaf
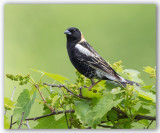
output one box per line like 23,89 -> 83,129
4,115 -> 10,129
138,106 -> 150,115
4,97 -> 15,110
92,94 -> 123,121
13,89 -> 36,124
74,93 -> 123,127
74,101 -> 92,126
32,68 -> 68,83
34,109 -> 68,129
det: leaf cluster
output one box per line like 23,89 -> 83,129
4,61 -> 156,129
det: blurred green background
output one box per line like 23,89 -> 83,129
4,4 -> 156,128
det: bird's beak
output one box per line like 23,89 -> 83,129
64,30 -> 71,35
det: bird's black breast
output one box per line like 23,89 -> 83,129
67,45 -> 96,79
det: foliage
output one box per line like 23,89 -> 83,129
5,61 -> 156,129
13,89 -> 36,124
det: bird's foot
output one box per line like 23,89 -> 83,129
87,80 -> 102,91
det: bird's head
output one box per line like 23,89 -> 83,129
64,27 -> 85,43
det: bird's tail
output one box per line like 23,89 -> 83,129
116,79 -> 140,88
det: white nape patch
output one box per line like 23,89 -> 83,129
75,44 -> 95,57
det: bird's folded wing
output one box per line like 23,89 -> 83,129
74,47 -> 120,79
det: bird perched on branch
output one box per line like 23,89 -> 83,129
64,27 -> 139,90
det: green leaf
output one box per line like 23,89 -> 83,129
34,109 -> 68,129
74,101 -> 92,127
4,97 -> 15,110
110,87 -> 125,94
134,86 -> 156,102
138,106 -> 150,115
107,109 -> 118,121
93,94 -> 122,119
74,93 -> 123,127
13,89 -> 36,124
138,120 -> 149,127
4,115 -> 10,129
132,122 -> 146,129
81,88 -> 102,98
32,68 -> 69,83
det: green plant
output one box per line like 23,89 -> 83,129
4,61 -> 156,129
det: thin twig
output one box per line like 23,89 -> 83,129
18,112 -> 24,129
9,87 -> 16,129
26,110 -> 75,121
43,83 -> 91,100
11,121 -> 17,125
147,120 -> 154,129
64,112 -> 70,129
34,84 -> 54,112
112,106 -> 127,116
24,120 -> 30,129
9,115 -> 13,129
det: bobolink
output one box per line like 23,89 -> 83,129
64,27 -> 139,89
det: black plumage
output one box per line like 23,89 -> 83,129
64,27 -> 139,88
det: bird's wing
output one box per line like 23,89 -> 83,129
74,42 -> 121,80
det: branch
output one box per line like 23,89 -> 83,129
135,115 -> 156,121
43,83 -> 156,121
147,120 -> 154,129
18,112 -> 24,129
25,110 -> 75,121
112,107 -> 156,121
43,83 -> 91,100
34,84 -> 54,112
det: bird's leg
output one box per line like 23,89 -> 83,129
88,79 -> 101,91
78,87 -> 82,97
83,77 -> 87,88
91,79 -> 95,85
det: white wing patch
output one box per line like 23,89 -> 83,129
75,44 -> 95,57
95,70 -> 116,81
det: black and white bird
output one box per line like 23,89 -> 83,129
64,27 -> 139,89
